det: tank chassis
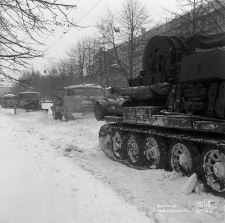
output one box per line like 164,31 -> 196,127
94,33 -> 225,196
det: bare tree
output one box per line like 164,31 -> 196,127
39,36 -> 101,94
42,60 -> 63,95
163,0 -> 225,36
66,36 -> 102,85
11,68 -> 44,95
96,0 -> 151,81
70,39 -> 87,84
83,39 -> 100,84
0,0 -> 78,83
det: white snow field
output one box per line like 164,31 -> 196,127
0,104 -> 224,223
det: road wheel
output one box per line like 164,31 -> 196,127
143,135 -> 168,169
200,145 -> 225,196
168,140 -> 199,176
112,130 -> 126,160
126,133 -> 144,166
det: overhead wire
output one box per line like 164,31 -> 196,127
31,0 -> 81,73
75,0 -> 102,24
42,8 -> 73,44
45,0 -> 103,52
42,0 -> 82,44
3,0 -> 82,85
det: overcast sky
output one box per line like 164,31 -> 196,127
31,0 -> 177,73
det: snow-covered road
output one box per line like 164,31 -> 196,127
1,105 -> 225,223
0,110 -> 152,223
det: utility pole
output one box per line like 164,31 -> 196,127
99,56 -> 103,87
103,49 -> 109,87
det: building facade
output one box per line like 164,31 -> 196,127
100,1 -> 225,88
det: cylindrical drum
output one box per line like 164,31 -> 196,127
94,98 -> 126,120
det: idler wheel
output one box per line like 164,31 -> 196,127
99,124 -> 112,153
112,130 -> 127,160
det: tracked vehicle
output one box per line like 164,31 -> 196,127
94,33 -> 225,196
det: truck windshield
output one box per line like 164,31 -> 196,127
72,89 -> 87,96
71,88 -> 103,97
5,97 -> 15,101
19,92 -> 40,99
88,88 -> 103,96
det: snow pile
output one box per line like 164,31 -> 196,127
179,173 -> 197,194
64,144 -> 85,153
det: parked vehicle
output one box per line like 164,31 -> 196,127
1,94 -> 17,108
51,84 -> 104,121
17,91 -> 48,112
94,33 -> 225,196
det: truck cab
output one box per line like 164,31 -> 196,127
17,91 -> 42,110
51,84 -> 104,121
1,94 -> 17,108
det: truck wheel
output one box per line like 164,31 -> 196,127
55,112 -> 61,120
65,112 -> 69,122
143,135 -> 168,169
200,145 -> 225,196
53,110 -> 58,120
168,140 -> 198,176
126,133 -> 143,166
112,130 -> 126,160
58,113 -> 63,120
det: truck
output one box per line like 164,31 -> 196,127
51,84 -> 104,121
16,91 -> 48,112
94,33 -> 225,196
1,94 -> 17,108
